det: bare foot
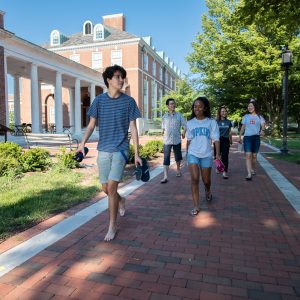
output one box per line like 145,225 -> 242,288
119,197 -> 126,217
104,226 -> 117,241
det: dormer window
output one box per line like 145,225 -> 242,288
93,24 -> 104,41
50,30 -> 60,46
83,21 -> 93,35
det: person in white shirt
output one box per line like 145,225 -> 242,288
238,99 -> 265,180
186,97 -> 221,216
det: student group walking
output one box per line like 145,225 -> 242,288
78,64 -> 266,241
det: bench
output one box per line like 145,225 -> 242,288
148,128 -> 163,136
25,129 -> 78,150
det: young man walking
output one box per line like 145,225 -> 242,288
160,98 -> 186,183
77,65 -> 142,241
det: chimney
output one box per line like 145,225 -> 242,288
103,13 -> 125,31
0,10 -> 5,29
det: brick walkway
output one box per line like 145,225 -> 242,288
1,142 -> 300,299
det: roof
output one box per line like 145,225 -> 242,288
44,25 -> 138,48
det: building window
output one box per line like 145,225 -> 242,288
151,80 -> 157,119
92,52 -> 103,69
143,79 -> 148,119
70,54 -> 80,63
158,87 -> 163,117
143,53 -> 148,71
165,71 -> 169,86
85,23 -> 92,35
111,50 -> 122,66
159,66 -> 162,81
152,61 -> 156,77
50,30 -> 60,46
94,24 -> 104,41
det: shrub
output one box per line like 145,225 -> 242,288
0,142 -> 23,160
22,148 -> 52,172
55,147 -> 79,170
0,142 -> 23,177
140,140 -> 164,159
128,144 -> 143,163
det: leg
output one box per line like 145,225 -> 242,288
220,138 -> 230,178
251,136 -> 260,174
189,164 -> 201,211
173,143 -> 182,176
245,152 -> 252,179
105,180 -> 120,241
201,167 -> 212,200
161,144 -> 171,182
251,153 -> 257,174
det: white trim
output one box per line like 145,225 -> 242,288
93,23 -> 104,41
83,20 -> 93,35
50,30 -> 60,46
103,13 -> 124,19
49,38 -> 141,52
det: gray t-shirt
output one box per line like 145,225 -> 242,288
242,114 -> 265,136
217,119 -> 232,138
88,92 -> 141,152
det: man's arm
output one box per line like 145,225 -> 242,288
129,119 -> 143,166
78,117 -> 97,153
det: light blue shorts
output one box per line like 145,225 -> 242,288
187,154 -> 213,168
97,151 -> 128,184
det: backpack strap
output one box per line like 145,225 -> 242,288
120,150 -> 129,164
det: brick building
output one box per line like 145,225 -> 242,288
2,12 -> 181,135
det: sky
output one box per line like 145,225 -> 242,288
2,0 -> 207,93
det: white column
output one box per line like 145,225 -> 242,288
30,63 -> 40,133
4,54 -> 9,126
38,81 -> 42,131
74,78 -> 81,135
55,72 -> 63,133
13,75 -> 21,125
90,83 -> 95,102
69,88 -> 75,133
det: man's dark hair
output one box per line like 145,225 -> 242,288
166,98 -> 175,106
102,65 -> 127,88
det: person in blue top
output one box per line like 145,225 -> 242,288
78,65 -> 142,241
238,99 -> 265,181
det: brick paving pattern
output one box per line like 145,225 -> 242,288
0,141 -> 300,299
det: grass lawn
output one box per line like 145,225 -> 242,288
262,133 -> 300,164
0,168 -> 100,241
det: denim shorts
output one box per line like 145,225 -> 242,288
187,154 -> 213,168
97,151 -> 128,184
243,135 -> 260,153
163,143 -> 182,166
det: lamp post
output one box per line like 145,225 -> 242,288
281,48 -> 293,155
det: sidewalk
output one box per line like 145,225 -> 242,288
0,143 -> 300,299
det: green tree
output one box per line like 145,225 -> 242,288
160,78 -> 198,119
187,0 -> 300,136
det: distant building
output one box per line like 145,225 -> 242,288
1,12 -> 181,135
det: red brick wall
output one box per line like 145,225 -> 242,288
0,46 -> 6,125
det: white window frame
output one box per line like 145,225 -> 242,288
158,87 -> 163,117
93,24 -> 104,41
92,52 -> 103,69
152,60 -> 156,77
151,80 -> 157,119
70,54 -> 80,63
83,20 -> 93,35
159,66 -> 163,81
111,49 -> 122,66
165,71 -> 169,86
143,78 -> 149,119
143,53 -> 148,71
50,30 -> 60,46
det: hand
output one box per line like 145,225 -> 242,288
181,133 -> 185,139
77,144 -> 84,154
260,130 -> 265,137
238,137 -> 242,143
215,155 -> 221,161
135,155 -> 143,167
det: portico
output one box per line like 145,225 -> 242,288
0,11 -> 105,136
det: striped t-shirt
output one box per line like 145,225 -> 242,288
88,92 -> 141,152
